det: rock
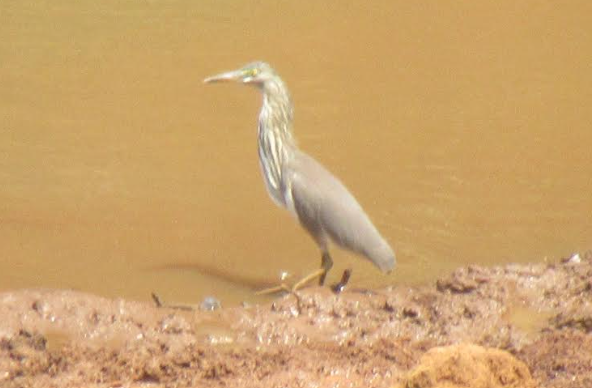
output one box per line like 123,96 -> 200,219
397,343 -> 536,388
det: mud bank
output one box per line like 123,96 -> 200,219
1,252 -> 591,387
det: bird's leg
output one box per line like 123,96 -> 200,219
255,283 -> 291,296
318,252 -> 333,285
330,268 -> 352,294
256,252 -> 334,295
291,251 -> 333,291
255,271 -> 294,295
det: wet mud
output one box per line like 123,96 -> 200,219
1,252 -> 591,387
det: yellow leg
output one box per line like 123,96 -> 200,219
291,268 -> 327,291
318,252 -> 333,285
255,283 -> 291,295
255,252 -> 334,295
290,252 -> 334,291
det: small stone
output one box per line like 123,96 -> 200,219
200,297 -> 221,311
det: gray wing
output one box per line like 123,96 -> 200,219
285,151 -> 395,272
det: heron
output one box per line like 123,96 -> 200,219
204,61 -> 395,292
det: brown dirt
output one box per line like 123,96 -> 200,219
1,252 -> 591,388
398,343 -> 535,388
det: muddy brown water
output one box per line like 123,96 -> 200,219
1,0 -> 591,306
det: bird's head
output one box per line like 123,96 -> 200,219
204,61 -> 275,86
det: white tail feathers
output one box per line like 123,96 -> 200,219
368,242 -> 396,273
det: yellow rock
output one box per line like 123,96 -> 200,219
398,343 -> 536,388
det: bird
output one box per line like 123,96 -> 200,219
204,61 -> 395,292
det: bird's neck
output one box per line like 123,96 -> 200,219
258,80 -> 298,160
259,79 -> 296,150
256,78 -> 297,201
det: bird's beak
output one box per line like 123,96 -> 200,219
203,69 -> 243,84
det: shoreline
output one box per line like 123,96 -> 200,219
1,252 -> 591,387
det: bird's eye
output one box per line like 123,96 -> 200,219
247,68 -> 259,77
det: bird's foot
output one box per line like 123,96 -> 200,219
255,271 -> 294,295
255,268 -> 327,295
330,269 -> 352,294
255,267 -> 351,296
291,268 -> 328,291
255,283 -> 292,295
